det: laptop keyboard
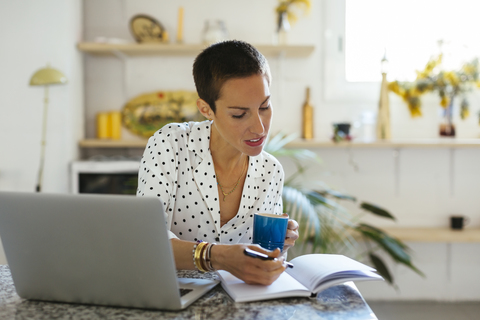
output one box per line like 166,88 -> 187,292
179,288 -> 193,297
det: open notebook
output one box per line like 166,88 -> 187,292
0,192 -> 218,310
217,254 -> 383,302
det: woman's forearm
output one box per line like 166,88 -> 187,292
170,238 -> 196,270
171,238 -> 286,285
170,238 -> 229,271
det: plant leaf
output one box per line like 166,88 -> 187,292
369,252 -> 394,285
360,202 -> 396,220
357,225 -> 424,277
265,132 -> 298,153
358,223 -> 410,250
318,189 -> 357,202
282,186 -> 321,243
306,191 -> 338,209
265,132 -> 321,165
357,226 -> 411,264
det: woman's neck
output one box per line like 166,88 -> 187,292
209,124 -> 247,172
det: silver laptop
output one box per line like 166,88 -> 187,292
0,192 -> 218,310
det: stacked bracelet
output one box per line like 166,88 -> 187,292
205,243 -> 216,271
192,243 -> 198,270
194,242 -> 209,272
192,241 -> 216,272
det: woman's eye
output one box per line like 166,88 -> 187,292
260,105 -> 271,111
232,113 -> 246,119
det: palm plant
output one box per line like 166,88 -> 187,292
265,132 -> 424,287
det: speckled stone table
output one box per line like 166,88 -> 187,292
0,265 -> 377,320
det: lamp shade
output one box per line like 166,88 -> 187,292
29,67 -> 67,86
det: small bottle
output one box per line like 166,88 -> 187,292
302,87 -> 314,140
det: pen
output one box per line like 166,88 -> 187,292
244,248 -> 294,268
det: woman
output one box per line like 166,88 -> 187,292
137,40 -> 299,285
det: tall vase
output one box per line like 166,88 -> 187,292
376,73 -> 391,140
275,12 -> 290,45
439,96 -> 455,137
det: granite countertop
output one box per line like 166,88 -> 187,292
0,265 -> 377,320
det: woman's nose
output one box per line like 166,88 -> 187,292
250,114 -> 265,134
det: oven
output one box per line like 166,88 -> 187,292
70,160 -> 140,195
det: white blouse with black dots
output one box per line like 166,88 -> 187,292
137,120 -> 285,244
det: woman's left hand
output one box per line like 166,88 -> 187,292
282,214 -> 299,252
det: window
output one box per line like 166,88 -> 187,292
323,0 -> 480,102
346,0 -> 480,82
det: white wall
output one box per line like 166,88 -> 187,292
0,0 -> 83,265
0,0 -> 84,193
82,0 -> 321,141
357,242 -> 480,302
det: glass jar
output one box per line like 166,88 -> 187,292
202,20 -> 228,45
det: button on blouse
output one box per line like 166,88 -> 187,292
137,120 -> 284,244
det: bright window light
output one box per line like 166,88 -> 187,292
346,0 -> 480,82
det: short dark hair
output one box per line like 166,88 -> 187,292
193,40 -> 271,113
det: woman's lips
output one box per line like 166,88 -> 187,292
245,136 -> 265,147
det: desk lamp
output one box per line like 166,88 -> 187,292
29,65 -> 67,192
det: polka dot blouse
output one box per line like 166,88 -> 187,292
137,120 -> 285,244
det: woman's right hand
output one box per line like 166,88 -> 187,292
210,244 -> 286,285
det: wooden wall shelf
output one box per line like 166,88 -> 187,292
77,42 -> 315,58
79,139 -> 148,148
79,138 -> 480,149
288,139 -> 480,148
382,227 -> 480,243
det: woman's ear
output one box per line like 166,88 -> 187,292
197,99 -> 213,120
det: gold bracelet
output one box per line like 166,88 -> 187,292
194,242 -> 208,272
200,242 -> 209,272
198,242 -> 209,272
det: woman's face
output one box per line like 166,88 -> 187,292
210,74 -> 272,157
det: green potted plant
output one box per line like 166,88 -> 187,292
265,132 -> 424,287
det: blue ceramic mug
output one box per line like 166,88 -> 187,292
252,213 -> 288,251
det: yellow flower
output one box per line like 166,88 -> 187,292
276,3 -> 289,13
463,64 -> 476,76
416,54 -> 442,80
461,108 -> 470,120
444,71 -> 460,87
460,99 -> 470,120
276,0 -> 311,24
388,81 -> 402,95
390,54 -> 480,123
435,73 -> 447,87
410,106 -> 422,117
440,96 -> 450,108
406,95 -> 422,117
415,70 -> 429,79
